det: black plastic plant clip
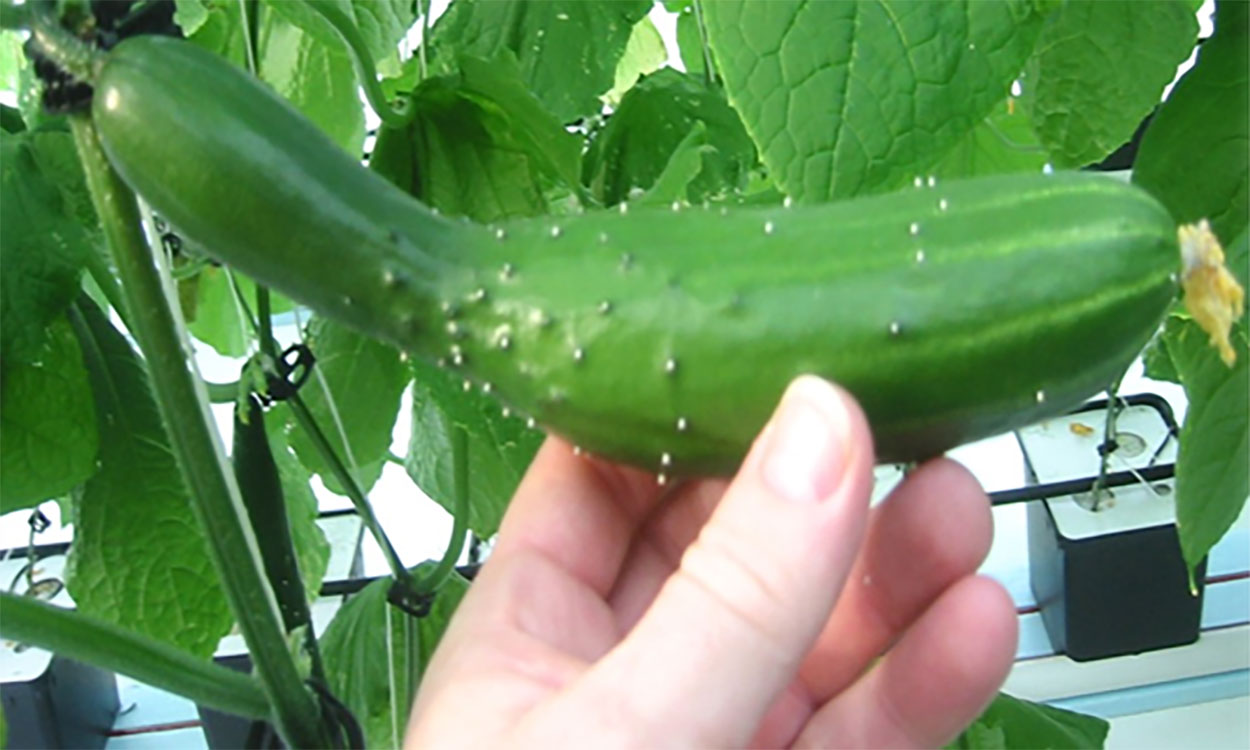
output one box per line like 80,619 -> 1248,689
386,579 -> 434,619
306,678 -> 366,750
264,343 -> 316,403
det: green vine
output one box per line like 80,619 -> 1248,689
0,592 -> 271,721
69,116 -> 335,748
307,0 -> 416,129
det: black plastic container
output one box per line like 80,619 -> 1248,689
1028,498 -> 1206,661
1,654 -> 120,749
1023,394 -> 1205,661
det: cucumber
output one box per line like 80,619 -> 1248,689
92,36 -> 1181,476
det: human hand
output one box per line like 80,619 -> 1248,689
405,376 -> 1018,748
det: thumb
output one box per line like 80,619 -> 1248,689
570,376 -> 876,746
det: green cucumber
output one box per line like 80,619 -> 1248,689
92,36 -> 1181,476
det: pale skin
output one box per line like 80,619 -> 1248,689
405,375 -> 1019,748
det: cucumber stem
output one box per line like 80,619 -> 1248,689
221,274 -> 417,594
414,426 -> 470,595
69,116 -> 335,749
307,0 -> 416,129
284,393 -> 417,589
0,592 -> 271,721
25,1 -> 101,81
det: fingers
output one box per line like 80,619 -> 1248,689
794,576 -> 1018,749
800,458 -> 996,701
556,376 -> 877,747
490,436 -> 663,598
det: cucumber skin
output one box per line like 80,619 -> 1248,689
93,36 -> 1180,476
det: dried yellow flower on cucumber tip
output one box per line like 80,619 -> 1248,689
1179,219 -> 1245,366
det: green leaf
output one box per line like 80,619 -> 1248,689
1134,0 -> 1248,246
286,317 -> 408,495
257,9 -> 365,156
371,59 -> 579,223
0,315 -> 98,514
173,0 -> 211,36
1143,332 -> 1181,384
264,0 -> 416,76
1,103 -> 23,134
927,94 -> 1049,179
1168,229 -> 1249,579
947,692 -> 1109,749
1,29 -> 24,97
635,121 -> 712,206
583,67 -> 757,206
184,266 -> 254,357
265,419 -> 331,603
25,129 -> 100,233
1026,1 -> 1198,168
605,15 -> 669,107
406,358 -> 543,539
457,54 -> 584,192
66,301 -> 233,659
320,570 -> 469,750
183,267 -> 292,358
675,4 -> 714,81
184,2 -> 365,155
427,0 -> 653,123
703,0 -> 1046,201
184,0 -> 250,64
1,130 -> 91,365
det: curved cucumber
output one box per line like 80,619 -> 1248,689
93,36 -> 1181,476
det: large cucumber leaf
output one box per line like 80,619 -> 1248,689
426,0 -> 652,123
320,570 -> 469,750
285,316 -> 409,496
66,300 -> 233,659
182,1 -> 364,155
703,0 -> 1047,202
406,358 -> 543,539
0,316 -> 97,514
604,15 -> 669,107
927,93 -> 1048,179
182,266 -> 293,358
371,55 -> 580,223
262,0 -> 416,78
1026,0 -> 1198,168
1,130 -> 91,364
583,67 -> 757,206
1169,229 -> 1249,580
1134,0 -> 1248,246
947,692 -> 1108,749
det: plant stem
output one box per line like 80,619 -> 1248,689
691,0 -> 716,86
285,393 -> 415,588
1089,375 -> 1125,512
69,117 -> 333,749
257,286 -> 277,359
83,245 -> 133,330
0,592 -> 271,721
223,273 -> 415,593
25,1 -> 101,80
307,0 -> 415,129
415,426 -> 470,594
417,0 -> 429,82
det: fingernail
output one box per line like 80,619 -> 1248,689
760,377 -> 850,503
